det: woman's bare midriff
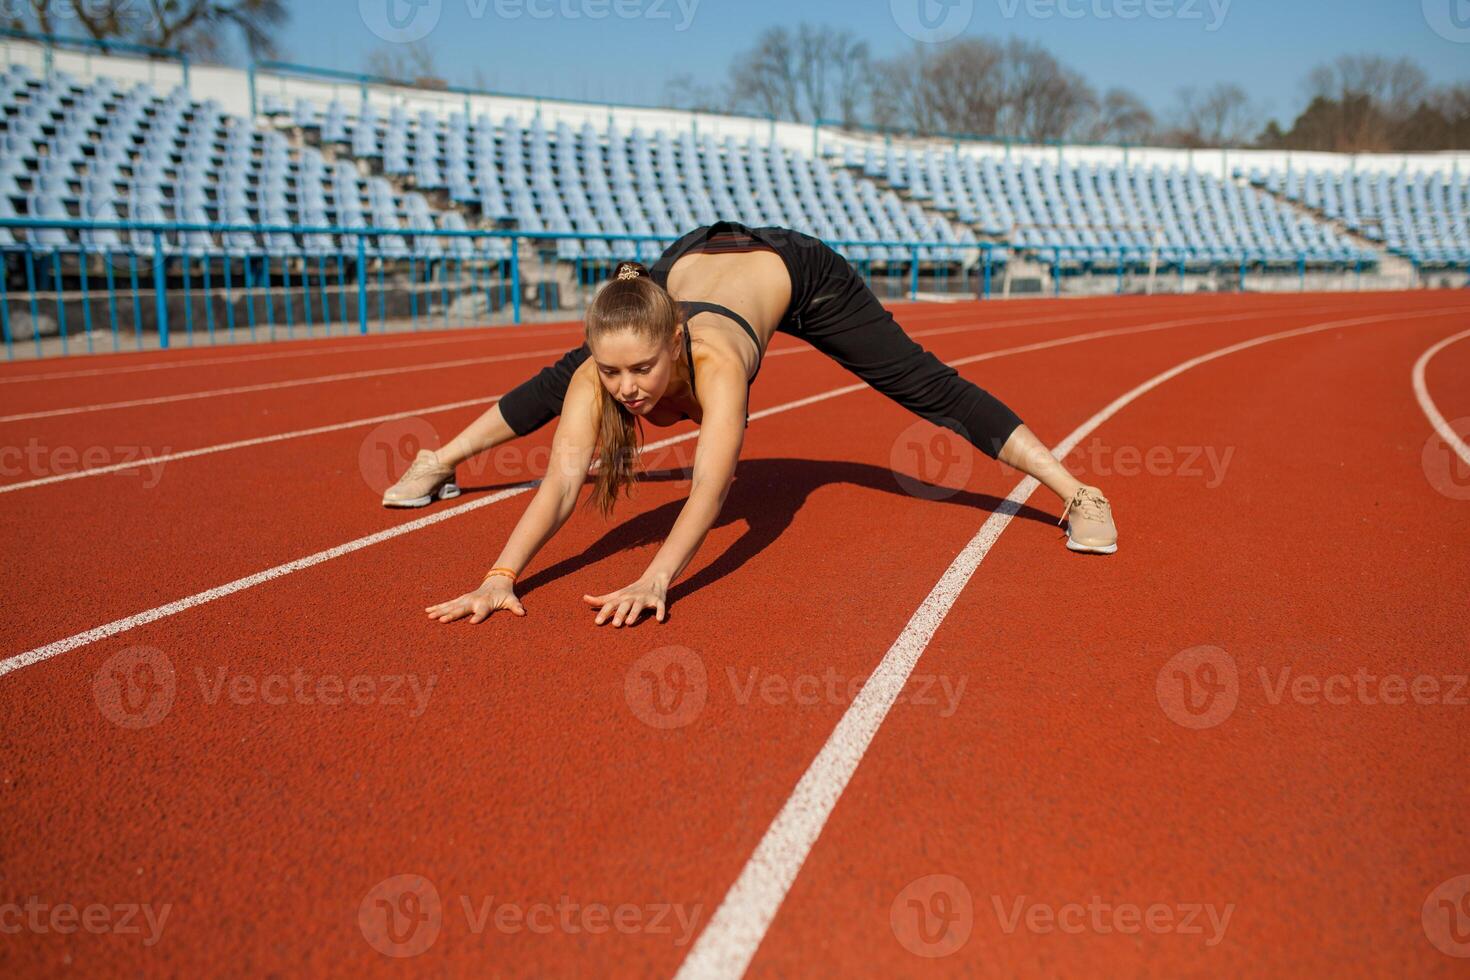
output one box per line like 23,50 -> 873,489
642,249 -> 792,426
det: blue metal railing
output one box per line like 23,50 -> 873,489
0,28 -> 189,89
0,218 -> 1413,360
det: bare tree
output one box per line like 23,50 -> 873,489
1171,83 -> 1257,146
664,72 -> 729,114
365,42 -> 438,85
1000,39 -> 1097,143
919,38 -> 1005,135
5,0 -> 286,59
831,33 -> 872,127
729,26 -> 801,120
1090,88 -> 1155,144
1307,54 -> 1427,116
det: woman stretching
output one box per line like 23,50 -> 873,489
395,222 -> 1118,627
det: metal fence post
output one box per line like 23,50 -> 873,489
153,231 -> 169,348
356,237 -> 368,334
909,244 -> 919,301
512,237 -> 522,325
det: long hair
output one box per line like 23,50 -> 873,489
584,260 -> 680,517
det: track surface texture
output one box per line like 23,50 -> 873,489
2,291 -> 1467,977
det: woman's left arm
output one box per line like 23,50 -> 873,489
583,362 -> 747,626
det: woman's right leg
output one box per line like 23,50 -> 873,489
437,343 -> 592,467
381,344 -> 590,506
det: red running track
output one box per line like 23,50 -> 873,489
1,291 -> 1467,977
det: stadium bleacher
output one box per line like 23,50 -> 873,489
1249,166 -> 1470,268
840,143 -> 1379,271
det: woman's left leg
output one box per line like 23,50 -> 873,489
791,253 -> 1117,551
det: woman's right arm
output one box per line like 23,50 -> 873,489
425,366 -> 601,624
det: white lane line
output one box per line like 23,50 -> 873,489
1411,327 -> 1470,470
0,301 -> 1381,675
0,323 -> 589,385
0,346 -> 574,423
0,309 -> 1194,489
0,396 -> 502,494
672,305 -> 1463,980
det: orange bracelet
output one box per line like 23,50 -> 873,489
483,566 -> 517,585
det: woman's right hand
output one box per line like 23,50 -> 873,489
425,578 -> 526,624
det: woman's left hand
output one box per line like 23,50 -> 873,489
582,577 -> 668,627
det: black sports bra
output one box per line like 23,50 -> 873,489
677,300 -> 761,425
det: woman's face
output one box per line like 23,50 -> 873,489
589,327 -> 684,416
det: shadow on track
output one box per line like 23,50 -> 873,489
460,456 -> 1055,610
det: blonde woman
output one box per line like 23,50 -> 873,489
400,222 -> 1117,628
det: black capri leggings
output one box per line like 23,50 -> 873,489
496,223 -> 1024,458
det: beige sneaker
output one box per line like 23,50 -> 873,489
1059,486 -> 1117,554
382,449 -> 460,508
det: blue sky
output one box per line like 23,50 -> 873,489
285,0 -> 1469,125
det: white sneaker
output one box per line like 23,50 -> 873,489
1059,486 -> 1118,555
382,450 -> 460,508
